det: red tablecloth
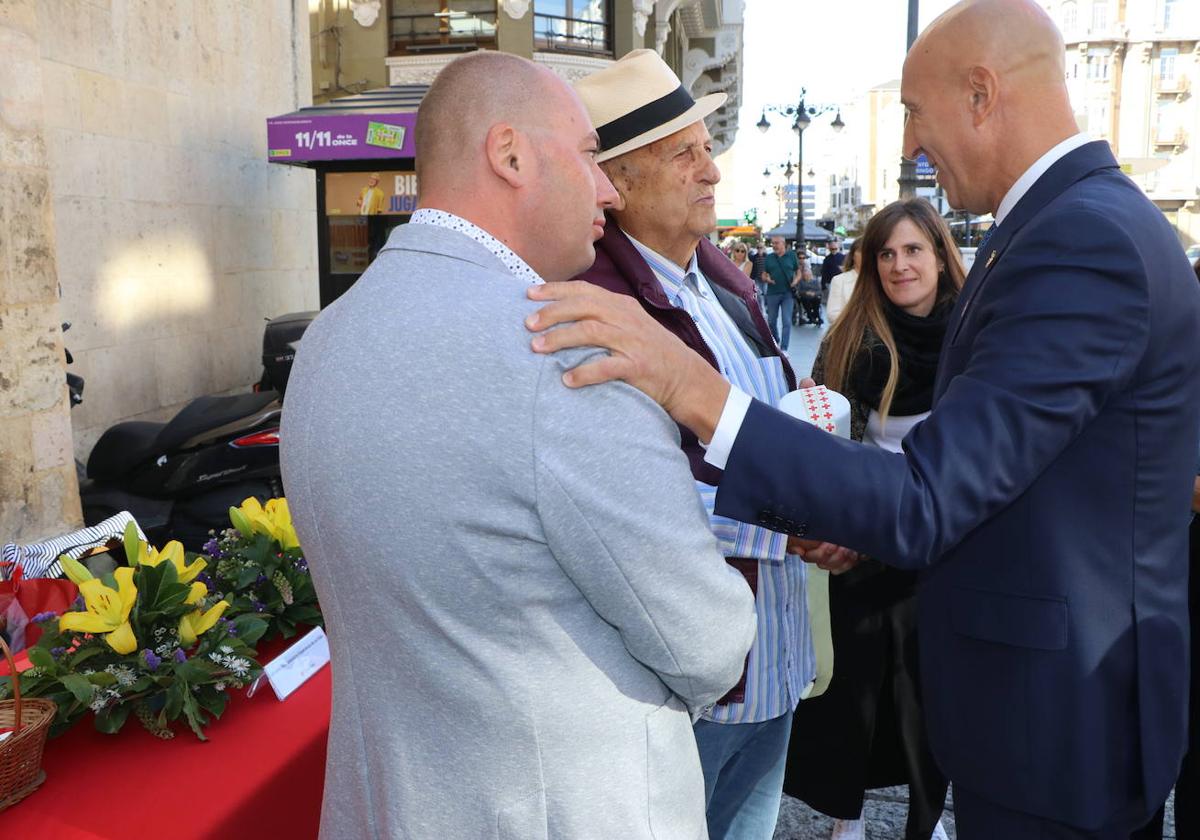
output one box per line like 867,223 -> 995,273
1,637 -> 329,839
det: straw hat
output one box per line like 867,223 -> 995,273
575,49 -> 726,163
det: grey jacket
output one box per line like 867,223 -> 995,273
281,223 -> 756,840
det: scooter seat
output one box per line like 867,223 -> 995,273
155,392 -> 280,453
87,421 -> 167,481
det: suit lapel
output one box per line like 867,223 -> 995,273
939,142 -> 1121,367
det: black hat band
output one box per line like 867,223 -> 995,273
596,85 -> 696,153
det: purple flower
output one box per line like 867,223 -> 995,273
251,600 -> 267,612
201,538 -> 220,556
30,610 -> 59,623
196,571 -> 214,592
71,595 -> 85,611
50,646 -> 67,658
174,649 -> 187,663
255,574 -> 268,584
143,649 -> 161,670
221,618 -> 238,636
293,557 -> 308,573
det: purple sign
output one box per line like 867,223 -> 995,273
267,112 -> 418,162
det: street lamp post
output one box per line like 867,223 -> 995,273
757,90 -> 844,247
898,0 -> 921,198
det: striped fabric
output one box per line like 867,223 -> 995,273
1,512 -> 146,581
627,234 -> 816,725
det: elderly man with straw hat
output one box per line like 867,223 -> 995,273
570,50 -> 828,840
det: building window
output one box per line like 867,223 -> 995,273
1091,0 -> 1107,32
1159,47 -> 1178,82
1162,0 -> 1178,29
1087,46 -> 1111,80
1062,0 -> 1077,31
1156,99 -> 1180,143
389,0 -> 497,55
534,0 -> 612,56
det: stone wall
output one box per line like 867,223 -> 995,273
38,0 -> 319,463
0,1 -> 319,543
0,0 -> 82,542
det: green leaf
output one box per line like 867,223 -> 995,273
86,672 -> 118,688
231,615 -> 268,645
234,565 -> 260,591
180,687 -> 208,741
229,506 -> 254,539
176,658 -> 213,682
69,646 -> 105,667
196,688 -> 229,719
164,679 -> 185,720
60,673 -> 96,705
26,646 -> 56,670
95,702 -> 132,734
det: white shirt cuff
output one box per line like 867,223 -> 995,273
702,387 -> 752,470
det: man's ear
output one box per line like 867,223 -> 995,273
967,65 -> 999,126
484,123 -> 525,189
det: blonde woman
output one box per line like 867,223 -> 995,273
783,199 -> 965,840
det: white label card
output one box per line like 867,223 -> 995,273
262,626 -> 330,701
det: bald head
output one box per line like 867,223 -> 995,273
901,0 -> 1079,214
415,52 -> 566,193
913,0 -> 1066,87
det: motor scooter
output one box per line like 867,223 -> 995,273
67,312 -> 316,549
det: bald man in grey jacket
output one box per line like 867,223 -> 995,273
280,52 -> 756,840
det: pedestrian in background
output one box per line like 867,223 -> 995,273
763,235 -> 807,349
821,239 -> 845,297
785,199 -> 961,840
730,242 -> 753,279
793,249 -> 824,326
826,239 -> 861,323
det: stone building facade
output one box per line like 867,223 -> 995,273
310,0 -> 745,156
1,1 -> 318,542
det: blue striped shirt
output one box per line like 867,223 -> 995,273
626,233 -> 816,724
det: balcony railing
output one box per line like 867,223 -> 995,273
1156,74 -> 1191,96
1154,127 -> 1189,148
534,12 -> 612,56
390,9 -> 497,55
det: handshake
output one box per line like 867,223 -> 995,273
787,535 -> 860,574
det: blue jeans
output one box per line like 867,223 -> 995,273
764,294 -> 793,350
694,713 -> 793,840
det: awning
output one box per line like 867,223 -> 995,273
763,221 -> 834,242
266,85 -> 429,166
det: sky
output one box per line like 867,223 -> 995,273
721,0 -> 961,222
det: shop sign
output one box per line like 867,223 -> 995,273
267,112 -> 417,161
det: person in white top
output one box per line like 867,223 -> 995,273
793,199 -> 964,840
824,239 -> 860,324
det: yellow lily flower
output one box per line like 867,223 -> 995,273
132,538 -> 207,584
59,567 -> 139,654
231,497 -> 300,551
179,600 -> 230,648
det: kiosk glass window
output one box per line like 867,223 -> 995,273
534,0 -> 612,56
390,0 -> 498,54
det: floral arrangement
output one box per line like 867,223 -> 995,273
204,498 -> 321,641
0,524 -> 266,740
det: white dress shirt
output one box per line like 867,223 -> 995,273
704,133 -> 1092,470
409,208 -> 544,286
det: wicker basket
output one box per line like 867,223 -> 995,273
0,635 -> 55,812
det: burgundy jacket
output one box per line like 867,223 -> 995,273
574,221 -> 797,487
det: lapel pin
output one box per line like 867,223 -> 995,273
986,250 -> 997,268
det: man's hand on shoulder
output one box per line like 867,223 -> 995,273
526,282 -> 731,442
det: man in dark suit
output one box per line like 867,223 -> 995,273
525,0 -> 1200,836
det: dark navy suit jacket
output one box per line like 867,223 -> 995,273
714,142 -> 1200,828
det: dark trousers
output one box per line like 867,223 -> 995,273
954,786 -> 1153,839
1131,514 -> 1200,840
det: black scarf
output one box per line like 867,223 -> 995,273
848,299 -> 952,416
